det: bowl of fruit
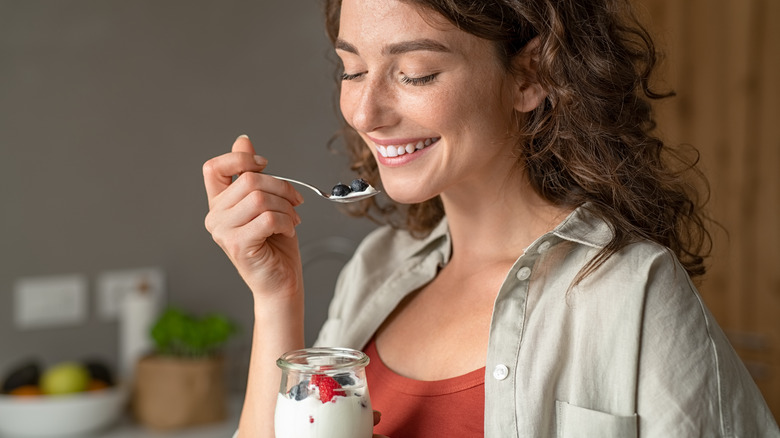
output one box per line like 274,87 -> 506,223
0,359 -> 128,437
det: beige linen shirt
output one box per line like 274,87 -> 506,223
314,206 -> 778,437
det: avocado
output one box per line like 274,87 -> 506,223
2,361 -> 41,393
83,359 -> 114,386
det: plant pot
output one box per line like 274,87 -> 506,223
132,355 -> 227,430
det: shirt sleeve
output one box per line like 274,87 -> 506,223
635,253 -> 778,436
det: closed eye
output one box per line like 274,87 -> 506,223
341,72 -> 365,81
400,73 -> 438,86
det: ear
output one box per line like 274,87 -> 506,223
510,37 -> 547,113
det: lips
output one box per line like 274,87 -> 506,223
374,137 -> 440,158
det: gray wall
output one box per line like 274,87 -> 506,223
0,0 -> 376,391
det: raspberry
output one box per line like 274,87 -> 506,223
311,374 -> 345,403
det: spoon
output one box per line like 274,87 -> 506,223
266,174 -> 380,203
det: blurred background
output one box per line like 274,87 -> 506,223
643,0 -> 779,419
0,0 -> 377,406
0,0 -> 777,428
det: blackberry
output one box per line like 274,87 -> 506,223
349,178 -> 369,193
333,372 -> 355,386
331,183 -> 352,197
289,379 -> 310,401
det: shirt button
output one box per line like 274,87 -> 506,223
493,364 -> 509,381
516,266 -> 531,281
537,240 -> 551,254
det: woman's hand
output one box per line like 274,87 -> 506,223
373,410 -> 389,438
203,135 -> 305,298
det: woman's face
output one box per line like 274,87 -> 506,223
336,0 -> 523,205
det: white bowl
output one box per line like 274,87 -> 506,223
0,385 -> 129,437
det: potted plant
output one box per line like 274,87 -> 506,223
132,307 -> 238,430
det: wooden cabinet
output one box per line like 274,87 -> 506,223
642,0 -> 780,419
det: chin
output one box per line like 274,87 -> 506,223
376,166 -> 441,204
382,185 -> 438,205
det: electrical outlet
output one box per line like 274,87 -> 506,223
96,267 -> 165,320
14,274 -> 88,329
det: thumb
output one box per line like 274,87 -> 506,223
232,134 -> 257,155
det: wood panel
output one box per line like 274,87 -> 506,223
641,0 -> 780,419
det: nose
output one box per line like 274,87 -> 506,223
342,74 -> 397,133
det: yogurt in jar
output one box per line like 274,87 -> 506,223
274,390 -> 372,438
275,349 -> 373,438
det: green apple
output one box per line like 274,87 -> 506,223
40,362 -> 90,395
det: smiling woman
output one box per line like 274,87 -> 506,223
335,0 -> 536,209
203,0 -> 779,437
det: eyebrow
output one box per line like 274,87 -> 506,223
335,38 -> 451,56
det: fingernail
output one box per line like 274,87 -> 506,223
295,213 -> 302,225
238,134 -> 249,140
254,155 -> 267,166
295,191 -> 305,205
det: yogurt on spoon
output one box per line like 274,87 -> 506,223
330,178 -> 378,199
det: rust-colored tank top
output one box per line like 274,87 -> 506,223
364,337 -> 485,437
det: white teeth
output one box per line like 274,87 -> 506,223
375,137 -> 438,158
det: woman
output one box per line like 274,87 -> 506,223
203,0 -> 778,436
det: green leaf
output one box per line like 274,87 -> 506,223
150,307 -> 239,357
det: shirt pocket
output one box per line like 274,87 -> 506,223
556,400 -> 637,438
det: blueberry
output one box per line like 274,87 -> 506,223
349,178 -> 369,193
289,380 -> 310,401
331,183 -> 352,197
333,372 -> 355,386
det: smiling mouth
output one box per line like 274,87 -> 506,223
375,137 -> 440,158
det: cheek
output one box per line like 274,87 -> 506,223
455,84 -> 516,135
339,88 -> 356,126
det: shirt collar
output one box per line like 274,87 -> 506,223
552,203 -> 614,249
401,217 -> 451,266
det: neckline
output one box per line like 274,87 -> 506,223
365,338 -> 486,397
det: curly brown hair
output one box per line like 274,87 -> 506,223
324,0 -> 712,279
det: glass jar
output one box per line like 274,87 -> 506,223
274,347 -> 373,438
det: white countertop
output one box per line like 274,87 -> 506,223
97,396 -> 241,438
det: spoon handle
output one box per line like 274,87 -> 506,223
266,174 -> 328,198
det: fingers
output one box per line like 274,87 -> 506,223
203,135 -> 268,202
213,209 -> 299,254
246,210 -> 299,240
212,171 -> 303,212
204,137 -> 305,258
209,184 -> 302,232
231,134 -> 256,155
372,409 -> 389,438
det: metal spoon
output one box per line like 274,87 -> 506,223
267,174 -> 380,203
